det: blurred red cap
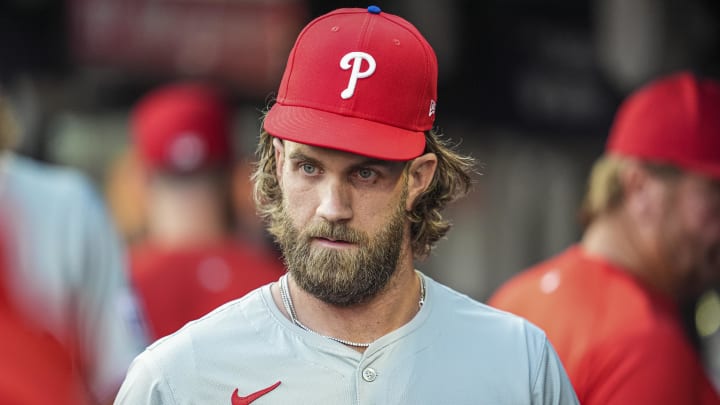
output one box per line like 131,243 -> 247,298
131,82 -> 232,172
607,71 -> 720,180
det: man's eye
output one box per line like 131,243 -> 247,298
358,168 -> 375,179
301,163 -> 317,174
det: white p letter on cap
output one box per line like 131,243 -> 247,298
340,52 -> 376,99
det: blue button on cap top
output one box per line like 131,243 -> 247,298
368,5 -> 381,14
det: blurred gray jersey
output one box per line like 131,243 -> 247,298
0,153 -> 148,401
116,273 -> 578,405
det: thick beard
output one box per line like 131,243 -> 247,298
274,193 -> 408,306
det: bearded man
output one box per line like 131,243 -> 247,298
115,7 -> 578,404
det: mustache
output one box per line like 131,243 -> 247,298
303,221 -> 368,244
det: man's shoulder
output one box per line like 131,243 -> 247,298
143,286 -> 273,356
4,154 -> 103,218
6,154 -> 94,195
488,246 -> 596,308
426,278 -> 555,383
429,277 -> 549,344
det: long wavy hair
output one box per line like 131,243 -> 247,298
252,120 -> 476,260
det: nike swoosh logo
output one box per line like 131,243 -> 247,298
231,381 -> 281,405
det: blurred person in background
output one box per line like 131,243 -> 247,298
490,71 -> 720,404
0,220 -> 87,405
127,82 -> 285,341
0,93 -> 148,404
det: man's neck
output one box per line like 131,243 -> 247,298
146,191 -> 228,248
581,213 -> 677,299
271,258 -> 422,352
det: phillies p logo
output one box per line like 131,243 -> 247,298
340,51 -> 376,99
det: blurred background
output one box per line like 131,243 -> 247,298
1,0 -> 719,389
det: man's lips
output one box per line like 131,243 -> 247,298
312,237 -> 355,248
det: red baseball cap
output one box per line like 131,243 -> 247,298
131,82 -> 232,172
607,71 -> 720,180
263,6 -> 438,161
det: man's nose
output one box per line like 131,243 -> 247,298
316,179 -> 353,223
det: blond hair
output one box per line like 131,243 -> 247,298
252,124 -> 476,259
579,155 -> 682,227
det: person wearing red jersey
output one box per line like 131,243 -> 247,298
489,71 -> 720,404
128,82 -> 284,341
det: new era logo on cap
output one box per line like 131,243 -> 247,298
264,6 -> 438,161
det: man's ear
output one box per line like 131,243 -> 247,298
406,153 -> 438,211
273,137 -> 285,181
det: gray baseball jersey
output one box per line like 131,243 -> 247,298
0,153 -> 148,401
116,273 -> 578,404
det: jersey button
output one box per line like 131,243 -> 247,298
362,367 -> 377,382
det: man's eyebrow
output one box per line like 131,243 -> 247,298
287,150 -> 318,163
288,150 -> 395,166
288,150 -> 320,165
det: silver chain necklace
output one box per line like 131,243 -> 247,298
278,271 -> 426,348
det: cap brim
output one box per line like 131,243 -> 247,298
264,104 -> 426,161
